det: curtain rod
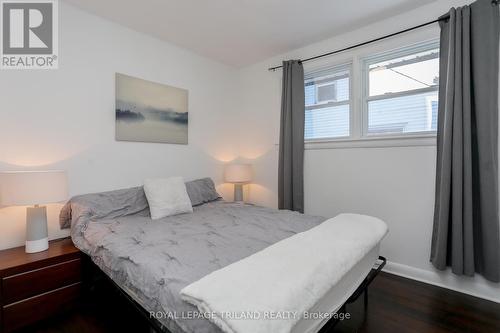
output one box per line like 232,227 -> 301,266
268,0 -> 499,72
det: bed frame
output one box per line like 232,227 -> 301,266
318,256 -> 386,332
84,255 -> 386,333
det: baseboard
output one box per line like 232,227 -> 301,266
383,260 -> 500,304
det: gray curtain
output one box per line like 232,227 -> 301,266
431,0 -> 500,282
278,60 -> 305,213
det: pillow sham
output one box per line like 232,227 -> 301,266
185,177 -> 221,206
59,186 -> 149,229
143,177 -> 193,220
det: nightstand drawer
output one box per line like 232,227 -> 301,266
2,258 -> 81,304
2,282 -> 81,333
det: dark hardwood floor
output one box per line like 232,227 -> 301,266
17,272 -> 500,333
335,273 -> 500,333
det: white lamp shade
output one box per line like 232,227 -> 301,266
224,164 -> 253,183
0,171 -> 68,206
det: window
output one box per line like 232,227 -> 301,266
303,40 -> 440,146
363,42 -> 439,136
304,65 -> 351,140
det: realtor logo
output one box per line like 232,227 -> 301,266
1,0 -> 58,69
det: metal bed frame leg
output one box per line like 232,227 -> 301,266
317,256 -> 385,332
364,288 -> 368,311
345,256 -> 385,322
363,288 -> 369,323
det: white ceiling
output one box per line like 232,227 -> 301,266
63,0 -> 436,67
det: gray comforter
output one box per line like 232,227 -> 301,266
62,190 -> 324,333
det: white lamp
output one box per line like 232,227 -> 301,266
0,171 -> 68,253
224,164 -> 252,202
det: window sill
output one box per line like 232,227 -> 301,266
304,135 -> 436,150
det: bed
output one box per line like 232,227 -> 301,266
61,183 -> 386,333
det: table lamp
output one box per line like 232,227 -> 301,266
224,164 -> 252,202
0,171 -> 68,253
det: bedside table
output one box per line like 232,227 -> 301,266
0,238 -> 82,333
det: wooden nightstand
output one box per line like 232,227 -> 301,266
0,238 -> 82,332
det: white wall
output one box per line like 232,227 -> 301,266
0,2 -> 239,250
235,0 -> 500,302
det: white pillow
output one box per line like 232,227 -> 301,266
143,177 -> 193,220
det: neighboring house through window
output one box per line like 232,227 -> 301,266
305,64 -> 351,140
363,41 -> 439,136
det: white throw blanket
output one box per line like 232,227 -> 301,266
180,213 -> 388,333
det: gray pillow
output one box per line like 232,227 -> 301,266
185,178 -> 221,206
59,186 -> 149,229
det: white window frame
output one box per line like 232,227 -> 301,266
361,40 -> 440,139
304,62 -> 353,142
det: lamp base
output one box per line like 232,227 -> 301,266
234,184 -> 244,202
25,237 -> 49,253
25,206 -> 49,254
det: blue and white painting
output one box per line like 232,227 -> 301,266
115,73 -> 188,144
